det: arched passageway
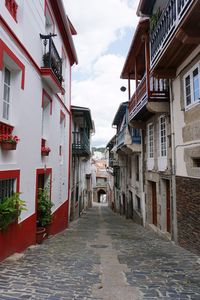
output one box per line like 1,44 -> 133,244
97,189 -> 107,203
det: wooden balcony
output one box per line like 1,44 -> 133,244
129,74 -> 169,121
40,34 -> 63,93
116,125 -> 141,153
150,0 -> 200,76
72,131 -> 91,157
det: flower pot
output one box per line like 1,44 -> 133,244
41,151 -> 49,156
1,142 -> 17,150
36,227 -> 46,244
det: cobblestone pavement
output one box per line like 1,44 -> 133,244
0,204 -> 200,300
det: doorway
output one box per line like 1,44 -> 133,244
151,181 -> 157,226
166,180 -> 171,233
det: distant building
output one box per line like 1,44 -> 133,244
70,106 -> 94,220
92,159 -> 107,203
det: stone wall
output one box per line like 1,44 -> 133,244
176,176 -> 200,255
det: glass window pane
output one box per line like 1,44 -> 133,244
3,85 -> 10,102
4,68 -> 11,85
185,75 -> 191,106
193,68 -> 199,101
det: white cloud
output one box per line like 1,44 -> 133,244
65,0 -> 139,73
71,54 -> 129,146
64,0 -> 140,147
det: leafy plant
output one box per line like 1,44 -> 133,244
150,7 -> 162,32
0,193 -> 26,230
37,187 -> 54,227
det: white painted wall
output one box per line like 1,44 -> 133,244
0,1 -> 73,222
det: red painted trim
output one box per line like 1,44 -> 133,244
44,0 -> 55,33
0,16 -> 40,74
49,199 -> 69,235
42,89 -> 53,115
35,168 -> 52,212
0,169 -> 20,192
55,94 -> 70,115
60,110 -> 65,122
0,16 -> 70,105
0,121 -> 14,135
40,68 -> 63,93
5,0 -> 18,23
49,0 -> 78,65
0,39 -> 25,89
0,213 -> 36,261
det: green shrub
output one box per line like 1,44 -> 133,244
0,193 -> 26,230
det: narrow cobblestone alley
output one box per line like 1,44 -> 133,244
0,204 -> 200,300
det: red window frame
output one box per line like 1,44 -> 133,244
5,0 -> 18,22
0,170 -> 20,193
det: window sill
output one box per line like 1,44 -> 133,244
185,100 -> 200,112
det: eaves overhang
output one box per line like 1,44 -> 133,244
112,102 -> 128,126
49,0 -> 78,66
120,18 -> 149,80
71,105 -> 93,131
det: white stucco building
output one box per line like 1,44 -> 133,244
0,0 -> 77,260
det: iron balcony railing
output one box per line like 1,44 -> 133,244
151,0 -> 193,64
129,74 -> 169,120
40,34 -> 62,84
72,131 -> 90,156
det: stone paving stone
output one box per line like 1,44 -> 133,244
0,204 -> 199,299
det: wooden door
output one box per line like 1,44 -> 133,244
166,180 -> 171,233
152,182 -> 157,226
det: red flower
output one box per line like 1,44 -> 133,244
0,134 -> 20,144
41,146 -> 51,153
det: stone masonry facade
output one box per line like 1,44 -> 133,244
176,176 -> 200,255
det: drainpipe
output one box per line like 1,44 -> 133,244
170,78 -> 178,242
141,128 -> 146,227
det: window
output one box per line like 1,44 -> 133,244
3,68 -> 11,121
193,158 -> 200,168
0,170 -> 19,203
42,90 -> 52,140
0,178 -> 15,203
136,195 -> 141,212
148,124 -> 154,158
184,64 -> 200,108
160,116 -> 167,157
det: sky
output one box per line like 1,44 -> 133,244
64,0 -> 140,147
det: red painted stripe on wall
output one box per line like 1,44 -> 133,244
49,200 -> 69,236
0,213 -> 36,262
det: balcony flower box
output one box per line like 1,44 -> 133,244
41,146 -> 51,156
0,134 -> 19,151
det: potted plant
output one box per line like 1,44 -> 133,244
36,187 -> 54,243
0,193 -> 26,231
0,133 -> 20,150
41,146 -> 51,156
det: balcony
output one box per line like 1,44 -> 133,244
116,125 -> 141,153
40,34 -> 63,93
129,74 -> 169,122
72,131 -> 90,157
150,0 -> 200,75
